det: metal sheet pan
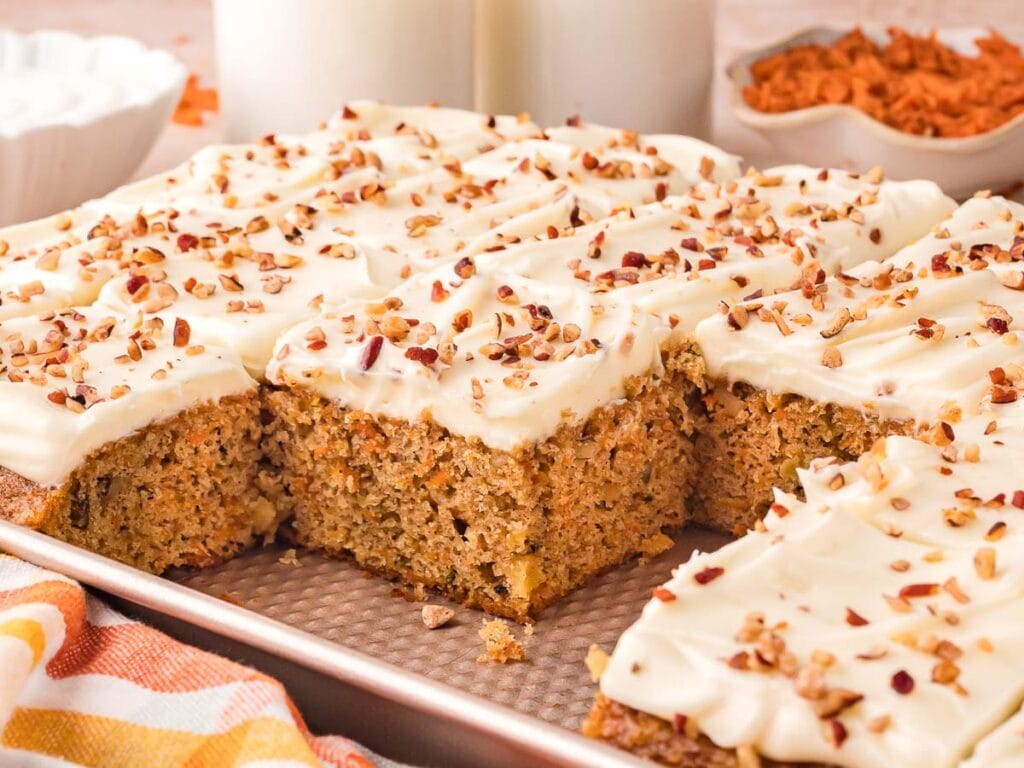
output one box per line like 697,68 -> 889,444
0,519 -> 727,767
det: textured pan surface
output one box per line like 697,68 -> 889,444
172,528 -> 729,731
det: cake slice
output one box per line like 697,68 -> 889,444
587,407 -> 1024,767
0,308 -> 268,572
692,195 -> 1024,532
0,102 -> 742,597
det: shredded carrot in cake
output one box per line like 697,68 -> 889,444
173,73 -> 219,127
743,27 -> 1024,138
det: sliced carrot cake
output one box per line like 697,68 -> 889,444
0,102 -> 745,594
264,261 -> 681,620
0,101 -> 988,635
0,307 -> 267,572
258,162 -> 953,619
692,194 -> 1024,532
587,406 -> 1024,767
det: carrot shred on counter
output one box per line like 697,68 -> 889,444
742,27 -> 1024,138
173,73 -> 220,127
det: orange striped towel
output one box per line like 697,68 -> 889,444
0,555 -> 405,768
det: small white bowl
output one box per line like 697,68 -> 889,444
726,26 -> 1024,198
0,29 -> 186,226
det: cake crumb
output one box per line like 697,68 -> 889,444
636,531 -> 674,562
278,548 -> 300,566
585,644 -> 610,682
421,604 -> 455,629
477,619 -> 525,663
392,583 -> 430,602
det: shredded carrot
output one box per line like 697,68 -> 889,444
172,73 -> 219,127
743,27 -> 1024,138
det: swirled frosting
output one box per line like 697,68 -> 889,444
697,196 -> 1024,423
487,166 -> 954,340
601,409 -> 1024,767
266,261 -> 666,452
92,112 -> 741,377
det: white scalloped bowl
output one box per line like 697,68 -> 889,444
0,29 -> 186,225
727,26 -> 1024,199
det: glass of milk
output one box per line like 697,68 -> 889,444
475,0 -> 716,136
213,0 -> 475,141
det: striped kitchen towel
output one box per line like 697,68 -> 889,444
0,555 -> 407,768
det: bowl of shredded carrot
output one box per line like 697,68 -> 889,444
728,26 -> 1024,197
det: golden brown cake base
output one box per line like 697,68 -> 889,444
0,394 -> 275,573
262,368 -> 702,621
582,694 -> 813,768
689,382 -> 913,534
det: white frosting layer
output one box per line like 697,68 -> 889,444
487,166 -> 954,340
267,264 -> 666,452
0,103 -> 542,336
108,101 -> 544,211
963,703 -> 1024,768
0,308 -> 254,487
697,196 -> 1024,423
93,117 -> 741,378
0,206 -> 131,321
601,411 -> 1024,767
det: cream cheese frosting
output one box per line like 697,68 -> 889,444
0,103 -> 539,334
262,165 -> 950,450
0,101 -> 744,484
0,206 -> 132,321
106,101 -> 544,211
487,165 -> 954,339
600,409 -> 1024,767
0,307 -> 254,487
963,703 -> 1024,768
266,261 -> 666,452
91,120 -> 742,377
696,195 -> 1024,424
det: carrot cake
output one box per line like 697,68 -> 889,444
0,307 -> 267,572
691,194 -> 1024,532
264,262 -> 681,620
587,406 -> 1024,767
259,163 -> 953,619
0,100 -> 983,632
